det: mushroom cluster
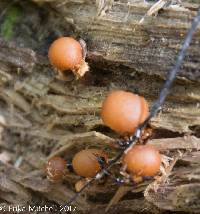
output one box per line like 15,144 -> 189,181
47,38 -> 161,189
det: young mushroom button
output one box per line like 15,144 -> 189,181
101,90 -> 149,135
45,156 -> 67,182
48,37 -> 89,78
72,149 -> 108,178
123,145 -> 161,177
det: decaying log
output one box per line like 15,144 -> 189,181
1,133 -> 200,213
44,0 -> 200,132
0,37 -> 200,134
145,150 -> 200,213
0,1 -> 199,134
0,38 -> 36,73
0,0 -> 200,213
47,0 -> 200,81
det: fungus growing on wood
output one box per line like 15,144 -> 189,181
48,37 -> 89,78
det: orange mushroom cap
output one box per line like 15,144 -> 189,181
72,149 -> 108,178
101,90 -> 149,135
123,145 -> 161,177
48,37 -> 83,71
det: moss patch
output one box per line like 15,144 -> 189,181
0,5 -> 22,40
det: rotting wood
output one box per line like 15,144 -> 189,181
144,151 -> 200,213
0,0 -> 200,213
0,37 -> 200,134
47,0 -> 200,82
0,38 -> 36,73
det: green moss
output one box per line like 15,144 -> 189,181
0,5 -> 22,40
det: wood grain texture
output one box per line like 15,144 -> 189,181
48,0 -> 200,81
0,0 -> 200,213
